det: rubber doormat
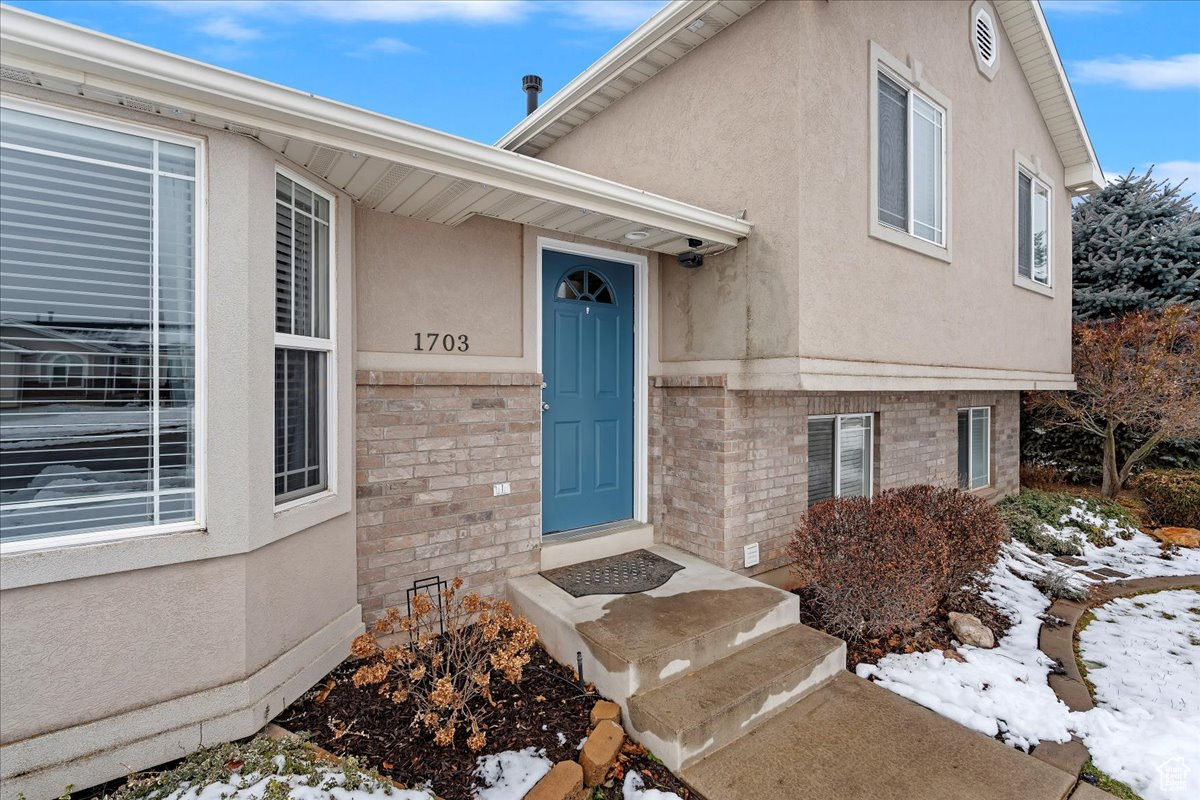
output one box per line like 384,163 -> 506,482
541,549 -> 684,598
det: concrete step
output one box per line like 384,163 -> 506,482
539,522 -> 654,570
628,624 -> 845,772
681,672 -> 1078,800
508,545 -> 799,704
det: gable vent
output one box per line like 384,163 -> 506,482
973,6 -> 997,68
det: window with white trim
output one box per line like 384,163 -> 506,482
878,70 -> 946,246
808,414 -> 873,507
1017,168 -> 1051,287
957,407 -> 991,490
0,103 -> 199,545
274,171 -> 332,504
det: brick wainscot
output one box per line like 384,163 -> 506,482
355,371 -> 543,623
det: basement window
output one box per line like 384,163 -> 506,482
808,414 -> 873,507
958,407 -> 991,490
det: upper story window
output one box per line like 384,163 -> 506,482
0,101 -> 201,548
869,43 -> 952,263
274,170 -> 334,506
1017,164 -> 1052,290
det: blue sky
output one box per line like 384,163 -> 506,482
9,0 -> 1199,188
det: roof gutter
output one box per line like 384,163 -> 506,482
495,0 -> 720,152
0,5 -> 752,247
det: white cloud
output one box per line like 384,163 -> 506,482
1071,53 -> 1200,90
1041,0 -> 1125,14
198,17 -> 262,42
351,37 -> 420,58
551,1 -> 668,31
1153,161 -> 1200,189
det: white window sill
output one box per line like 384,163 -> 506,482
274,488 -> 336,516
0,520 -> 204,557
869,222 -> 952,264
1014,275 -> 1055,298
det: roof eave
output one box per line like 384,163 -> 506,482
0,5 -> 751,249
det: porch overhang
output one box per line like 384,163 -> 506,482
0,6 -> 752,255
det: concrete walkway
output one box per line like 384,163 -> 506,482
682,672 -> 1077,800
509,544 -> 1088,800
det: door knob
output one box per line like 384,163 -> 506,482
541,402 -> 551,412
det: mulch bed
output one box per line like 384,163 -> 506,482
277,642 -> 702,800
793,582 -> 1012,670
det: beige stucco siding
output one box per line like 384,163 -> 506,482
794,0 -> 1072,374
356,212 -> 525,361
534,0 -> 802,363
0,84 -> 360,799
531,0 -> 1071,377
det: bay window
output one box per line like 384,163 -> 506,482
0,102 -> 200,545
808,414 -> 873,507
957,407 -> 991,490
274,171 -> 333,505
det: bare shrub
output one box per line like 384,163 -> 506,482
788,486 -> 1006,642
350,578 -> 538,752
1021,462 -> 1068,490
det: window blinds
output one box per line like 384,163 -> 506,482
0,106 -> 197,543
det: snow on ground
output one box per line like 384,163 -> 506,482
622,772 -> 684,800
858,499 -> 1200,763
471,747 -> 552,800
164,766 -> 432,800
1074,590 -> 1200,800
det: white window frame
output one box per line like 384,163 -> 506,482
958,406 -> 991,490
809,413 -> 875,502
1013,151 -> 1055,297
273,165 -> 338,512
0,96 -> 207,555
868,41 -> 953,264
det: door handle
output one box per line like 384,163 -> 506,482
541,402 -> 551,412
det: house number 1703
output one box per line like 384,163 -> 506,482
413,332 -> 469,352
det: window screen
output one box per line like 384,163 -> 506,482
877,73 -> 908,231
1017,172 -> 1032,280
807,418 -> 835,507
0,105 -> 198,544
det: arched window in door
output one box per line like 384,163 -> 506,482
556,269 -> 615,304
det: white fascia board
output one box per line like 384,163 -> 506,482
0,6 -> 751,247
495,0 -> 719,151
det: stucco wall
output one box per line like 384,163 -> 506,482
532,0 -> 1072,377
0,84 -> 361,799
534,0 -> 802,363
793,0 -> 1072,374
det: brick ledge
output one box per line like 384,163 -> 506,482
357,370 -> 542,386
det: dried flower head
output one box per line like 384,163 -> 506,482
434,725 -> 455,747
351,634 -> 379,660
467,730 -> 486,752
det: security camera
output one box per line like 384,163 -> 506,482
677,251 -> 704,269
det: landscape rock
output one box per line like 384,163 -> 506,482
579,719 -> 625,786
590,699 -> 621,727
525,760 -> 586,800
1150,527 -> 1200,548
948,612 -> 995,648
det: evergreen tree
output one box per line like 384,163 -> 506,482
1072,168 -> 1200,321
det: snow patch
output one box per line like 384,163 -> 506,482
622,771 -> 684,800
472,747 -> 552,800
1073,590 -> 1200,800
658,659 -> 689,680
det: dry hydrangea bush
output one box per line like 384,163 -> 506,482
350,577 -> 538,752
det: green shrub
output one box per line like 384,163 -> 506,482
998,503 -> 1083,556
1135,469 -> 1200,528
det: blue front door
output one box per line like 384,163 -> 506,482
541,251 -> 635,534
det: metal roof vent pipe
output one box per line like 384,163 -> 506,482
523,74 -> 543,115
